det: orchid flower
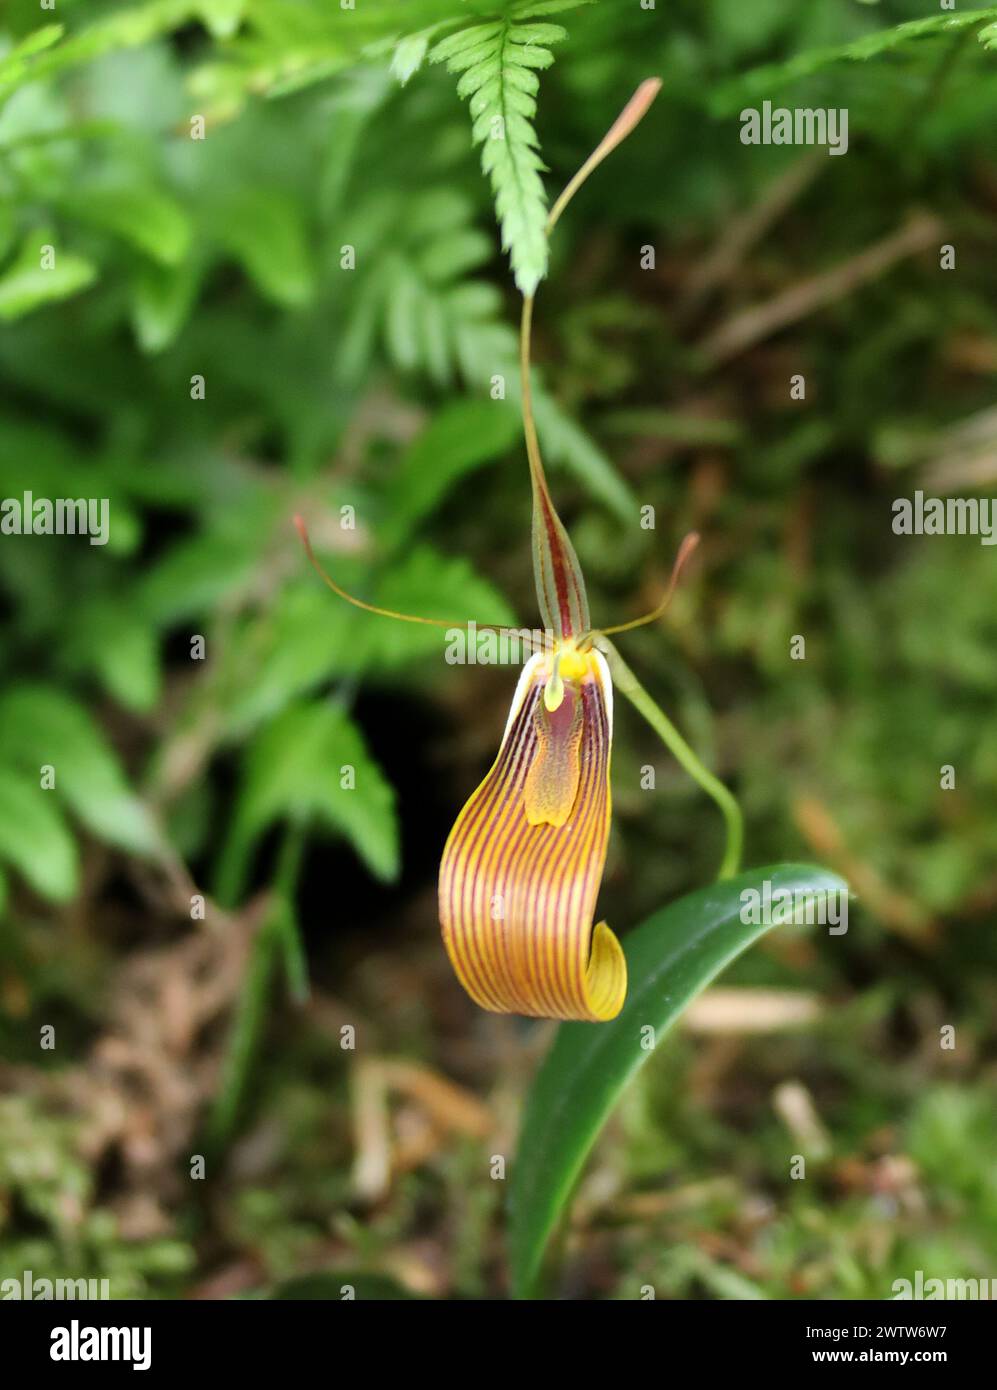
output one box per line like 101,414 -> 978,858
296,81 -> 743,1024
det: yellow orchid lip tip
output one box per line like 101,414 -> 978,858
439,648 -> 625,1023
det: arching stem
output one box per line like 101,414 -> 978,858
599,637 -> 744,881
519,293 -> 546,500
520,77 -> 663,505
546,78 -> 662,238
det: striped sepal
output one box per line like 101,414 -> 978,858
439,649 -> 626,1022
531,473 -> 591,642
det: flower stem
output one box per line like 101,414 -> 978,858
600,638 -> 743,880
272,822 -> 309,1003
207,822 -> 308,1147
545,78 -> 662,238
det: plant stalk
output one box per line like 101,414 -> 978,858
600,637 -> 743,880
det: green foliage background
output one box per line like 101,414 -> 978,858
0,0 -> 995,1299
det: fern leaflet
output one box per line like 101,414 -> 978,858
430,2 -> 585,296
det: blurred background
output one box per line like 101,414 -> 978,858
1,0 -> 995,1300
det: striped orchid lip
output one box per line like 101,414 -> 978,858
295,496 -> 694,1025
294,81 -> 709,1027
435,503 -> 695,1024
439,643 -> 625,1022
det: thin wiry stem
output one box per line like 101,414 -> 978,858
596,530 -> 700,636
523,78 -> 744,878
518,80 -> 665,640
546,78 -> 662,237
519,293 -> 547,501
600,638 -> 744,881
519,78 -> 663,503
294,514 -> 538,645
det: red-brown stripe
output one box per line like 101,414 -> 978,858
438,651 -> 622,1021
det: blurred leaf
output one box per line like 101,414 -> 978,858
0,207 -> 14,263
602,408 -> 744,448
362,544 -> 518,668
384,259 -> 427,374
237,701 -> 399,882
0,24 -> 64,95
510,863 -> 849,1298
208,881 -> 300,1144
221,582 -> 356,735
222,540 -> 517,738
381,399 -> 520,546
131,256 -> 203,352
0,3 -> 206,99
68,601 -> 162,714
139,529 -> 259,624
62,185 -> 192,265
0,686 -> 162,857
198,0 -> 247,40
907,1087 -> 997,1227
210,190 -> 313,307
0,770 -> 78,903
97,631 -> 161,717
0,233 -> 96,321
711,7 -> 997,113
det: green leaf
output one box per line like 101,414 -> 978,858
131,257 -> 203,353
207,892 -> 285,1142
0,686 -> 162,857
0,206 -> 15,264
95,622 -> 160,713
361,545 -> 518,668
196,0 -> 247,40
710,7 -> 997,114
224,540 -> 517,736
219,582 -> 356,736
0,4 -> 206,99
210,190 -> 313,307
430,3 -> 585,294
391,31 -> 436,86
381,399 -> 520,546
383,258 -> 428,372
509,863 -> 850,1298
0,233 -> 97,321
0,24 -> 65,94
139,529 -> 259,624
68,601 -> 162,714
61,595 -> 161,713
0,770 -> 78,903
237,701 -> 399,882
62,185 -> 192,265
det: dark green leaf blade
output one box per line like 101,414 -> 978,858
509,862 -> 849,1298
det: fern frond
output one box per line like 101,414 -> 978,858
711,6 -> 997,115
429,2 -> 585,296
